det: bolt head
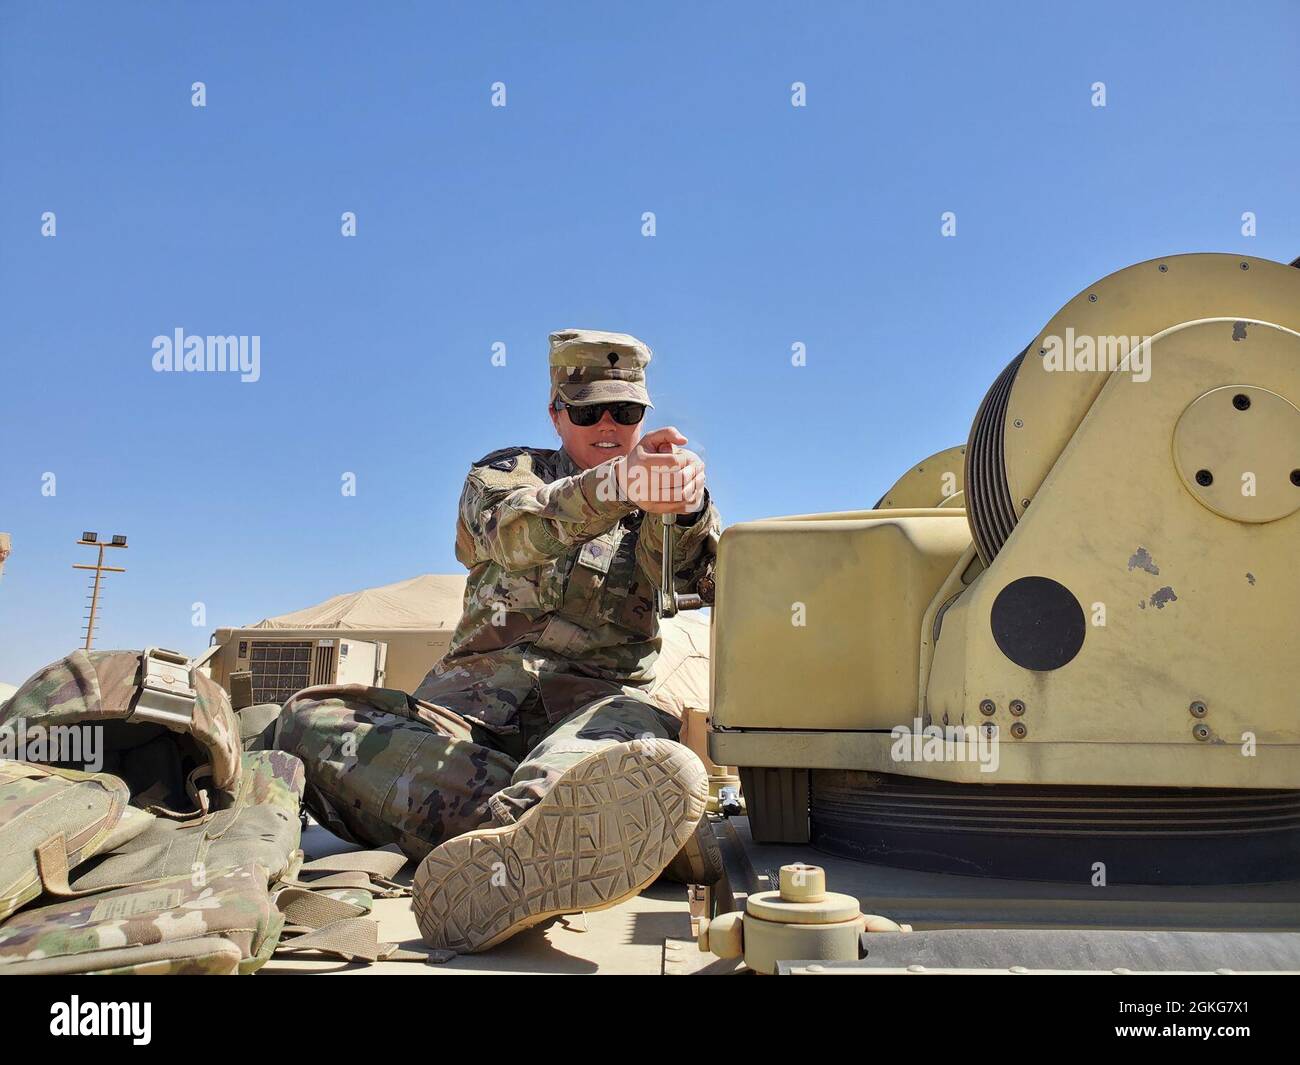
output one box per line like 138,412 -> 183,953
979,699 -> 996,716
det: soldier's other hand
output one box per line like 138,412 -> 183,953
639,427 -> 687,454
644,453 -> 706,515
620,429 -> 706,514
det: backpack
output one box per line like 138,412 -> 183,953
0,762 -> 150,922
0,649 -> 424,972
0,859 -> 287,975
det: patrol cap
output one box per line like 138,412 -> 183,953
548,328 -> 653,408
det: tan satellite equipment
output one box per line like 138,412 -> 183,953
709,253 -> 1300,887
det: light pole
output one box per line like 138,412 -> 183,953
73,533 -> 127,650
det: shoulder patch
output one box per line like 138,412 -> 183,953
469,446 -> 556,489
472,446 -> 528,471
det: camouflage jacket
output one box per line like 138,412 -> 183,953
414,446 -> 720,732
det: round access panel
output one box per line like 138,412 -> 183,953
990,575 -> 1086,671
1173,384 -> 1300,524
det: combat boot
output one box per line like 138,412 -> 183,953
412,737 -> 708,953
661,815 -> 724,885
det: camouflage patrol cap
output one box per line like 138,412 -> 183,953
548,328 -> 653,408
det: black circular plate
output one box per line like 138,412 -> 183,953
990,575 -> 1086,670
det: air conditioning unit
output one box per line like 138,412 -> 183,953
229,637 -> 386,707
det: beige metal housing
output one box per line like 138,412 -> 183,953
710,254 -> 1300,792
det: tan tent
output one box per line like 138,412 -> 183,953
247,574 -> 468,633
209,574 -> 468,697
208,575 -> 714,733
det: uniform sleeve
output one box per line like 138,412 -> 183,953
456,456 -> 638,573
634,490 -> 722,592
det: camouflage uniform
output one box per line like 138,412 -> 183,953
279,329 -> 720,854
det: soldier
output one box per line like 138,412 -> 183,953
279,328 -> 722,954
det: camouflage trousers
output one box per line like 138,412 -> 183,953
276,684 -> 681,861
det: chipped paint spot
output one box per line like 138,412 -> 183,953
1127,547 -> 1160,575
1149,586 -> 1178,609
1232,321 -> 1249,342
1247,572 -> 1256,586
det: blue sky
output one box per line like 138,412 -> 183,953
1,1 -> 1297,682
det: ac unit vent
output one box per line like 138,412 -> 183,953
248,640 -> 313,706
311,642 -> 337,687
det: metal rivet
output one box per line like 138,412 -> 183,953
1196,469 -> 1214,487
805,964 -> 824,973
1193,723 -> 1211,741
907,964 -> 926,973
1013,418 -> 1023,428
1113,967 -> 1132,975
1010,965 -> 1030,974
1240,261 -> 1250,270
1009,699 -> 1025,716
1088,293 -> 1098,302
1232,393 -> 1251,411
1020,498 -> 1030,507
1189,701 -> 1207,718
979,699 -> 996,716
1010,722 -> 1027,739
1158,263 -> 1168,273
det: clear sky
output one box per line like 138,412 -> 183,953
1,1 -> 1297,683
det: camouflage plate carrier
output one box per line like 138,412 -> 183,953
0,648 -> 423,973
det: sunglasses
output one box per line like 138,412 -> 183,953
553,400 -> 647,427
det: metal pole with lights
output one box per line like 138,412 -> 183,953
73,533 -> 127,650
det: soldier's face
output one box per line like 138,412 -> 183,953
549,403 -> 644,469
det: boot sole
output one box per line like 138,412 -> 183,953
412,738 -> 707,953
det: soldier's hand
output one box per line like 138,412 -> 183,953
620,428 -> 706,514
